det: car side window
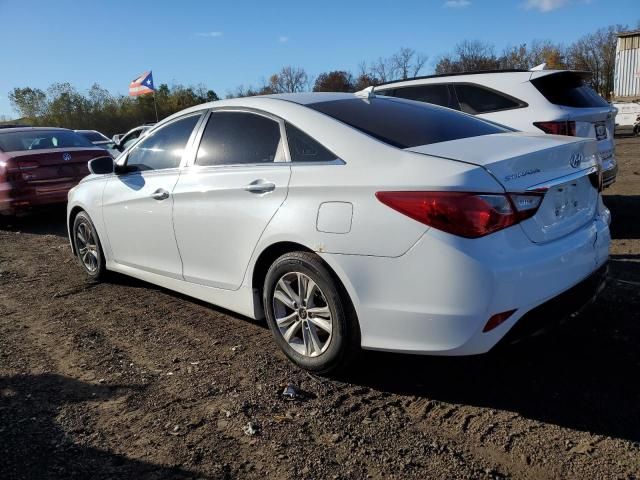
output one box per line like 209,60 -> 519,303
387,84 -> 459,110
453,84 -> 522,114
126,115 -> 201,172
196,111 -> 282,166
285,123 -> 339,163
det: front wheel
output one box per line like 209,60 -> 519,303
72,211 -> 106,281
263,251 -> 359,374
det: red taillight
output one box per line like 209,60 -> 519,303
0,158 -> 19,183
483,309 -> 517,332
533,121 -> 576,136
376,191 -> 544,238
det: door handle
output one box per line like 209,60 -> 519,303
244,179 -> 276,194
151,188 -> 170,200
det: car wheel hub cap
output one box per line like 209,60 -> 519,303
272,272 -> 332,357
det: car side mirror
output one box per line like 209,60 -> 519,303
88,156 -> 114,175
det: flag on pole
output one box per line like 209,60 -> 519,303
129,71 -> 155,96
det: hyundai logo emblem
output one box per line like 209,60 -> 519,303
569,153 -> 583,169
62,153 -> 72,161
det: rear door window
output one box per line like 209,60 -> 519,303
383,84 -> 459,110
531,72 -> 609,108
453,84 -> 524,114
196,111 -> 283,166
306,97 -> 507,149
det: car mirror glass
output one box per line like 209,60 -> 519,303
88,156 -> 114,175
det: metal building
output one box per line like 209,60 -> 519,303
614,30 -> 640,101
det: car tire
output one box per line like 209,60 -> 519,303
72,211 -> 107,281
263,251 -> 360,374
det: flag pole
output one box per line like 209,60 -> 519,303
152,91 -> 159,123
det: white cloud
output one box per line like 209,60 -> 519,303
524,0 -> 568,12
443,0 -> 471,8
278,36 -> 289,43
195,31 -> 223,38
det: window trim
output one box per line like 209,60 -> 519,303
451,82 -> 528,115
117,111 -> 206,175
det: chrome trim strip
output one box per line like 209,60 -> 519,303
526,165 -> 598,192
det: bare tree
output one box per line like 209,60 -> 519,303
500,44 -> 531,69
369,56 -> 396,83
435,40 -> 499,74
268,66 -> 309,93
567,25 -> 622,98
500,41 -> 567,70
392,47 -> 428,80
455,40 -> 500,71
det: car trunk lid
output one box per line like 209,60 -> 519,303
407,132 -> 600,243
10,147 -> 101,191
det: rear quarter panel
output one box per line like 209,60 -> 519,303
254,151 -> 503,258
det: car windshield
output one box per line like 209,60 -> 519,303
0,130 -> 95,152
305,97 -> 509,148
78,131 -> 108,142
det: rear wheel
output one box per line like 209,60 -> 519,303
263,252 -> 359,374
72,211 -> 106,281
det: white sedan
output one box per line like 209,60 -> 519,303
67,92 -> 611,373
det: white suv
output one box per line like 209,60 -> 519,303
375,69 -> 618,187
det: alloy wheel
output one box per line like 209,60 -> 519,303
75,221 -> 99,273
272,271 -> 333,357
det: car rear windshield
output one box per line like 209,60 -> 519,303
531,72 -> 609,108
305,97 -> 508,149
0,130 -> 94,152
78,131 -> 107,142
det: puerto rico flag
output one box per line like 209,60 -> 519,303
129,71 -> 155,96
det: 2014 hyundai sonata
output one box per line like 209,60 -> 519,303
67,92 -> 610,373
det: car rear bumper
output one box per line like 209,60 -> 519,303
496,263 -> 607,346
0,181 -> 72,215
320,211 -> 611,356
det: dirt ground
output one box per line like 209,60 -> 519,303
1,137 -> 639,480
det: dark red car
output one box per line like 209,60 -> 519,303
0,127 -> 107,215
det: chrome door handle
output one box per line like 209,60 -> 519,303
244,179 -> 276,194
151,188 -> 170,200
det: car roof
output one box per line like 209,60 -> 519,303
0,126 -> 72,134
155,92 -> 368,128
376,69 -> 531,87
262,92 -> 358,105
375,69 -> 592,89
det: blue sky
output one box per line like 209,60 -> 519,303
0,0 -> 637,118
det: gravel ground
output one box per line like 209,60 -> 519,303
1,137 -> 639,480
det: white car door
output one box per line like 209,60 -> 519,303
102,113 -> 203,279
172,110 -> 291,290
